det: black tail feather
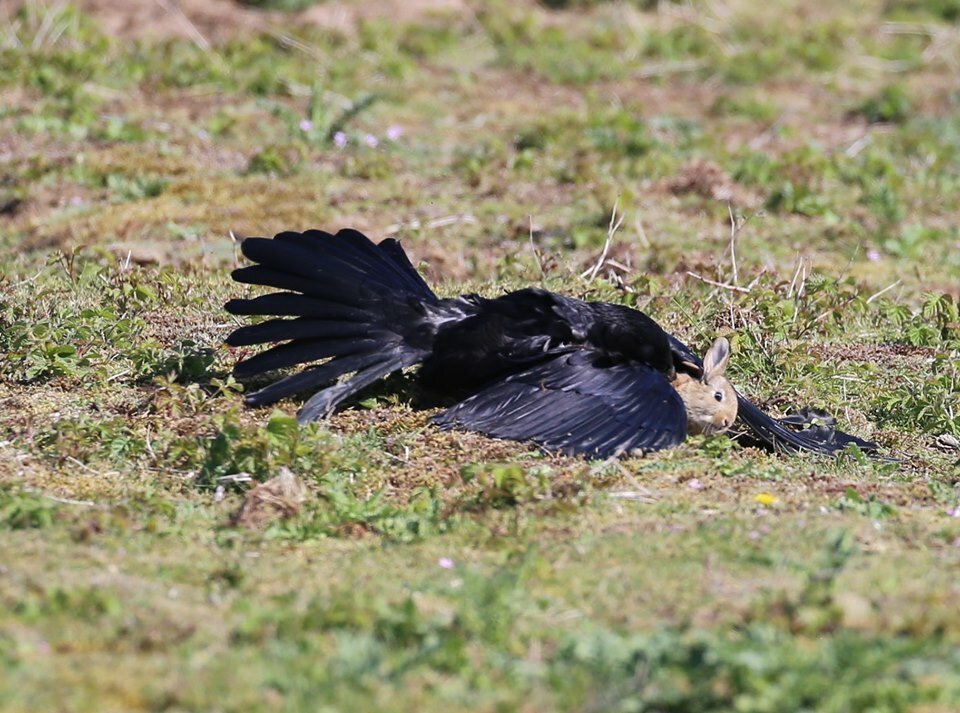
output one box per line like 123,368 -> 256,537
244,351 -> 392,407
339,230 -> 436,299
267,229 -> 437,300
231,265 -> 370,305
286,230 -> 404,284
233,338 -> 385,379
225,294 -> 374,321
297,354 -> 410,423
226,318 -> 375,347
243,235 -> 385,289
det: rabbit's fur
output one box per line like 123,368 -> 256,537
673,337 -> 738,435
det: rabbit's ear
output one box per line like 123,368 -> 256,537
701,337 -> 731,382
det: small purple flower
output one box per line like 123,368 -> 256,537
299,119 -> 314,133
438,557 -> 454,569
866,249 -> 881,262
363,133 -> 379,149
332,131 -> 347,149
386,125 -> 404,141
688,478 -> 703,490
947,505 -> 960,518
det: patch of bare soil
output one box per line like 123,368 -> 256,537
810,342 -> 937,367
21,0 -> 468,43
664,159 -> 761,209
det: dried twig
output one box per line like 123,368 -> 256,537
636,59 -> 706,79
749,112 -> 789,151
605,259 -> 633,273
9,267 -> 46,289
844,133 -> 872,158
41,493 -> 97,507
608,490 -> 658,503
722,207 -> 761,287
866,279 -> 902,304
582,198 -> 624,281
228,229 -> 242,268
727,203 -> 739,286
383,213 -> 477,235
786,254 -> 808,300
882,22 -> 960,67
686,271 -> 751,293
153,0 -> 210,52
812,295 -> 858,326
528,215 -> 548,279
268,30 -> 324,62
633,214 -> 650,248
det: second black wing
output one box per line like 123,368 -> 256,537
734,397 -> 879,455
434,350 -> 687,458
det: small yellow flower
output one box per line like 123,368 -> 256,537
755,492 -> 779,506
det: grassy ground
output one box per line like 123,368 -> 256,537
1,0 -> 959,710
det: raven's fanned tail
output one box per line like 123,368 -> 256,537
225,229 -> 437,422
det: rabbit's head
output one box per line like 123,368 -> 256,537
673,337 -> 738,435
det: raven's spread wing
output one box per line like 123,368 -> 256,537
434,350 -> 687,458
733,397 -> 879,455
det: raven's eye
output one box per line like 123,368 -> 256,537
714,391 -> 723,402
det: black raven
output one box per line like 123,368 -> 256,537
225,228 -> 877,458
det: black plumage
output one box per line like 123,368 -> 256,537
225,228 -> 878,458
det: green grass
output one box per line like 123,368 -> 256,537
1,0 -> 959,710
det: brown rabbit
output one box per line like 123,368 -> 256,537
672,337 -> 738,435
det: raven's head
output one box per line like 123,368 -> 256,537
673,337 -> 738,435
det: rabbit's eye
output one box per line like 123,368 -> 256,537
714,391 -> 724,402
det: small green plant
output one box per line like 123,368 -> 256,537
853,84 -> 913,124
710,92 -> 778,121
883,224 -> 947,259
872,354 -> 958,436
884,0 -> 960,22
765,179 -> 831,216
460,462 -> 554,509
586,109 -> 656,158
104,172 -> 168,202
300,479 -> 447,541
834,488 -> 898,519
180,411 -> 331,488
0,488 -> 59,530
33,415 -> 148,465
245,144 -> 302,176
921,292 -> 960,343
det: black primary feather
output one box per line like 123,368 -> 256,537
225,228 -> 879,457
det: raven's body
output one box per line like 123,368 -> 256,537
226,228 -> 877,457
